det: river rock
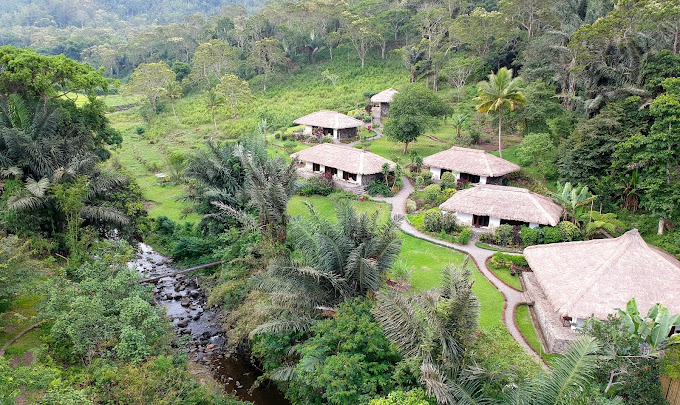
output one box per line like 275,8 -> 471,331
177,319 -> 190,328
206,344 -> 215,350
189,290 -> 200,298
189,304 -> 197,310
165,292 -> 173,300
181,297 -> 190,307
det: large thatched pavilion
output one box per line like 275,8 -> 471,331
292,144 -> 395,186
439,185 -> 562,229
423,147 -> 520,185
293,110 -> 364,140
523,229 -> 680,352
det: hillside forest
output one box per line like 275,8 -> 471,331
1,0 -> 680,404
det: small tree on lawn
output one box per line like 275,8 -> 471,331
384,85 -> 452,154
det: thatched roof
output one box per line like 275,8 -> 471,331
292,144 -> 395,175
524,229 -> 680,320
439,185 -> 562,226
423,147 -> 520,177
370,88 -> 399,103
293,110 -> 364,129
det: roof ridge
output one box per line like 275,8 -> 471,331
481,154 -> 494,177
560,233 -> 635,317
527,192 -> 559,226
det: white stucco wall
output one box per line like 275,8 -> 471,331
301,162 -> 360,184
430,167 -> 441,179
479,176 -> 488,184
303,125 -> 313,135
455,212 -> 473,226
489,217 -> 501,228
529,222 -> 539,229
333,128 -> 338,138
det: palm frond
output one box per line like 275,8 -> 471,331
79,205 -> 130,226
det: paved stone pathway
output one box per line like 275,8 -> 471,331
346,128 -> 382,147
373,177 -> 540,359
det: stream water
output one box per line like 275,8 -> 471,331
129,243 -> 289,405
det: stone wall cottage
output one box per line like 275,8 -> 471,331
370,88 -> 398,118
293,110 -> 364,140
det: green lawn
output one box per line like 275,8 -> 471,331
288,194 -> 391,223
516,304 -> 559,364
361,131 -> 455,163
488,261 -> 523,291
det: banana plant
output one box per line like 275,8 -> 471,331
616,298 -> 680,351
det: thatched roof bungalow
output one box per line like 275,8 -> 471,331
294,110 -> 364,140
370,88 -> 399,117
292,144 -> 395,186
522,229 -> 680,352
423,147 -> 520,185
439,184 -> 562,229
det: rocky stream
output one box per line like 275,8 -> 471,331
130,243 -> 289,405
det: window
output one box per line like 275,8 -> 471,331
562,316 -> 573,327
312,163 -> 320,172
342,172 -> 357,181
325,167 -> 337,176
460,172 -> 480,184
500,219 -> 529,227
472,215 -> 489,227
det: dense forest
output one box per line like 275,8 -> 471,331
2,0 -> 680,404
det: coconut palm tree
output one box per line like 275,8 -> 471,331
203,88 -> 225,133
474,68 -> 526,159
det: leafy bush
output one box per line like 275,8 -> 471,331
415,176 -> 425,188
282,140 -> 297,151
457,227 -> 471,245
423,184 -> 441,203
441,188 -> 456,201
539,226 -> 561,244
390,259 -> 413,282
441,212 -> 460,234
421,170 -> 433,182
440,171 -> 457,190
520,226 -> 538,246
557,221 -> 582,241
494,224 -> 514,246
422,209 -> 443,232
492,252 -> 529,268
368,181 -> 393,197
370,388 -> 435,405
135,125 -> 146,135
406,199 -> 417,214
299,174 -> 333,196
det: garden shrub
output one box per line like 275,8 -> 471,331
492,252 -> 529,268
520,226 -> 538,246
299,174 -> 333,196
421,170 -> 433,182
135,125 -> 146,135
441,188 -> 456,201
422,209 -> 443,232
441,212 -> 460,234
494,224 -> 514,246
440,172 -> 457,190
423,184 -> 442,203
539,226 -> 561,244
415,176 -> 425,188
406,199 -> 417,215
457,227 -> 471,245
557,221 -> 582,241
368,181 -> 393,197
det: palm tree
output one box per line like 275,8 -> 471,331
505,336 -> 601,404
203,88 -> 225,133
251,203 -> 402,336
166,81 -> 182,120
549,182 -> 597,224
452,114 -> 468,139
372,259 -> 484,404
474,68 -> 526,159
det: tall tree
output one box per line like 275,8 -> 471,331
215,74 -> 252,119
249,37 -> 287,91
384,85 -> 452,154
186,40 -> 240,89
344,16 -> 379,70
474,67 -> 526,158
203,88 -> 225,133
123,62 -> 176,114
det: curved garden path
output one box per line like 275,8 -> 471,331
373,177 -> 539,360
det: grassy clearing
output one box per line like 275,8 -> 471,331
362,129 -> 456,162
0,294 -> 45,356
488,261 -> 522,291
